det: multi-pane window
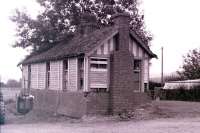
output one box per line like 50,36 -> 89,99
63,60 -> 68,91
46,62 -> 50,88
90,58 -> 107,71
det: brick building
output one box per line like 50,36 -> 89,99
19,13 -> 157,117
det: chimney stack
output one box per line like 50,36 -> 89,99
111,13 -> 131,51
79,13 -> 99,36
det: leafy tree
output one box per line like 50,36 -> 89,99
177,48 -> 200,79
11,0 -> 152,52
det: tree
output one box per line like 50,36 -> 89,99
177,48 -> 200,80
6,79 -> 21,88
11,0 -> 152,53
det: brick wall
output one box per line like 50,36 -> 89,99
109,13 -> 150,114
109,50 -> 137,114
86,92 -> 110,115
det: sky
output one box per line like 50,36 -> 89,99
0,0 -> 200,82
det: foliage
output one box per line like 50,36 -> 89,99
161,85 -> 200,101
0,91 -> 5,124
5,79 -> 21,88
177,48 -> 200,80
11,0 -> 152,52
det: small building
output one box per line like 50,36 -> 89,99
19,13 -> 157,117
164,79 -> 200,90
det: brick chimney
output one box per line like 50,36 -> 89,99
111,13 -> 130,51
78,13 -> 99,36
109,13 -> 136,114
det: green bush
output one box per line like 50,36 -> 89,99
162,85 -> 200,101
0,91 -> 5,124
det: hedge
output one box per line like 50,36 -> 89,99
161,85 -> 200,101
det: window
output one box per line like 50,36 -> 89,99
134,60 -> 141,72
91,88 -> 107,93
114,34 -> 119,51
144,83 -> 148,92
28,65 -> 31,89
63,60 -> 68,91
90,58 -> 107,71
133,60 -> 141,91
78,58 -> 84,90
46,62 -> 50,88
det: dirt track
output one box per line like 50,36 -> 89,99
2,117 -> 200,133
2,101 -> 200,133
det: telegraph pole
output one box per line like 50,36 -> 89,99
161,47 -> 164,85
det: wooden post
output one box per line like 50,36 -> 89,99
161,47 -> 164,85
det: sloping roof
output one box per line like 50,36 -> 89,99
130,30 -> 157,58
21,26 -> 118,65
20,26 -> 156,65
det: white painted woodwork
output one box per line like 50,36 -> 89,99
49,61 -> 63,90
139,47 -> 143,58
89,57 -> 108,89
143,59 -> 149,83
37,63 -> 46,89
83,57 -> 89,92
30,64 -> 38,89
68,58 -> 78,91
22,65 -> 28,88
104,42 -> 108,55
97,48 -> 101,55
110,38 -> 114,52
92,38 -> 114,56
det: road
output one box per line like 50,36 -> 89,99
2,117 -> 200,133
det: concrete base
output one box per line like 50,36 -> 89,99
30,89 -> 150,117
31,89 -> 87,118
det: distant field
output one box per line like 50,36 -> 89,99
1,88 -> 21,101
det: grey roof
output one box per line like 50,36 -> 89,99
129,30 -> 157,58
20,26 -> 156,65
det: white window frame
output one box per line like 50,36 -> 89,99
90,57 -> 108,72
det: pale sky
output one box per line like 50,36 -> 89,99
0,0 -> 200,82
